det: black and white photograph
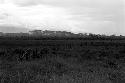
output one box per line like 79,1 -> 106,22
0,0 -> 124,83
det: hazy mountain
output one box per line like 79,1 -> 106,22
0,25 -> 29,33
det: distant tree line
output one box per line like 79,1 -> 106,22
0,30 -> 125,40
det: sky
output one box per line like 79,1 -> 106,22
0,0 -> 124,35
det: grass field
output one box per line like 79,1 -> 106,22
0,39 -> 125,83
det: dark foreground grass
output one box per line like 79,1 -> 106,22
0,39 -> 125,83
0,56 -> 125,83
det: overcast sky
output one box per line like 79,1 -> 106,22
0,0 -> 124,35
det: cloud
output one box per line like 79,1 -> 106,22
0,0 -> 124,35
7,0 -> 43,6
0,1 -> 81,33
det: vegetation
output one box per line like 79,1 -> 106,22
0,33 -> 125,83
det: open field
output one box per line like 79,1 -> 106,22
0,39 -> 125,83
